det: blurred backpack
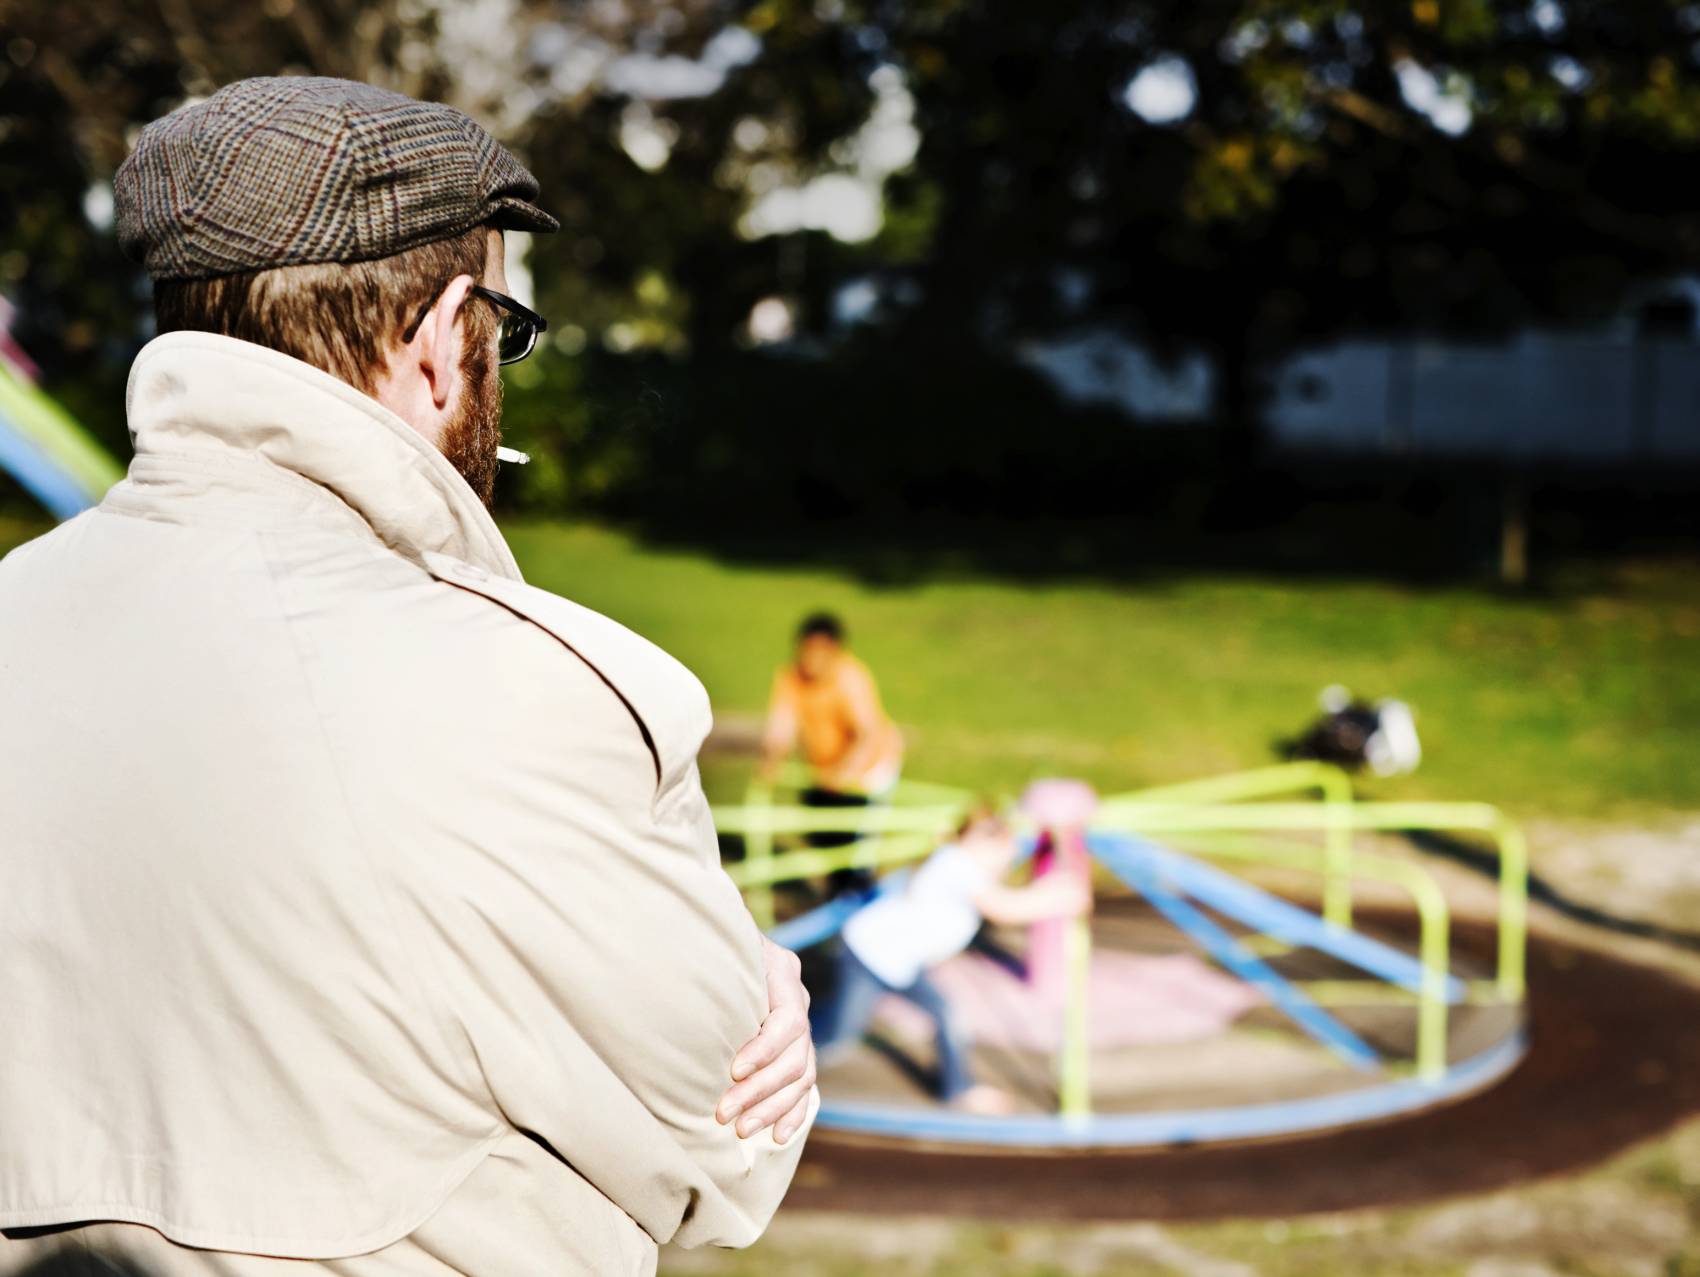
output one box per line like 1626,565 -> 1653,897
1284,685 -> 1422,776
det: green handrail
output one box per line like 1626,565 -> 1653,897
729,764 -> 976,926
1102,761 -> 1358,927
718,817 -> 1461,1087
717,789 -> 1525,999
715,769 -> 1529,1100
716,803 -> 969,836
1060,915 -> 1092,1119
1104,760 -> 1352,808
724,831 -> 940,888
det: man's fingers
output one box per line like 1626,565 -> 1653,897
719,1032 -> 810,1125
763,939 -> 804,1002
735,1056 -> 817,1140
731,1000 -> 804,1082
734,939 -> 808,1083
721,936 -> 815,1135
773,1045 -> 817,1144
773,1093 -> 812,1146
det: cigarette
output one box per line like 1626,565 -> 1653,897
496,446 -> 530,465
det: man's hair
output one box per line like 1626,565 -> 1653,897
152,226 -> 492,394
796,611 -> 845,643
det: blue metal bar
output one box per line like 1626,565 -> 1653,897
1088,832 -> 1464,1002
1120,857 -> 1382,1073
766,893 -> 866,951
814,1030 -> 1527,1147
762,871 -> 911,952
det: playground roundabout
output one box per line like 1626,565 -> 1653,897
714,763 -> 1700,1219
786,915 -> 1700,1220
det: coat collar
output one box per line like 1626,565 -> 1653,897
125,331 -> 522,581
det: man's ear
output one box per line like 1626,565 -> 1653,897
419,273 -> 477,410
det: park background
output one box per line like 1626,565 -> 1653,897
2,1 -> 1699,1272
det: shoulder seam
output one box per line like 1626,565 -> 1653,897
432,577 -> 663,787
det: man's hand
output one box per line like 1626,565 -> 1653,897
717,937 -> 817,1145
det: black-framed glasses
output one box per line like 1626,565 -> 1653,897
402,284 -> 548,365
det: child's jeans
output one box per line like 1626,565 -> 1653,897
811,946 -> 974,1101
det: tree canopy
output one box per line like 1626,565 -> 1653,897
2,0 -> 1698,519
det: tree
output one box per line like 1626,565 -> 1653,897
4,0 -> 1699,517
858,0 -> 1700,446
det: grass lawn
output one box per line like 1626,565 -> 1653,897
503,519 -> 1700,822
3,510 -> 1695,820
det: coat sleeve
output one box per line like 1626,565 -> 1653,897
424,616 -> 815,1250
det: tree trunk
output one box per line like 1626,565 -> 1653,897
1498,473 -> 1529,588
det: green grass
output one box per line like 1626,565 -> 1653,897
504,520 -> 1700,822
3,511 -> 1695,820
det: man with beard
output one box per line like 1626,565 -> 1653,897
0,78 -> 815,1276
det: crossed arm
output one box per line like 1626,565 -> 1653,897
719,937 -> 816,1145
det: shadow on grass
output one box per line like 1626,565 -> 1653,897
1404,829 -> 1700,955
609,468 -> 1700,593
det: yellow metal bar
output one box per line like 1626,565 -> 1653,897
762,759 -> 975,807
723,832 -> 938,888
1321,766 -> 1355,929
716,777 -> 1524,1090
1411,867 -> 1451,1083
1296,980 -> 1422,1007
1493,818 -> 1528,1000
714,803 -> 967,836
1102,761 -> 1352,809
885,777 -> 979,804
1105,763 -> 1362,928
1295,978 -> 1508,1008
1059,915 -> 1091,1121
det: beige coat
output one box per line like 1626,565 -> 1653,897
0,332 -> 814,1275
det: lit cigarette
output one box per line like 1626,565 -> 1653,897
496,446 -> 530,465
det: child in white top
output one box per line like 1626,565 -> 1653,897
816,808 -> 1090,1112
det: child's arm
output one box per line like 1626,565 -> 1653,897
973,873 -> 1091,927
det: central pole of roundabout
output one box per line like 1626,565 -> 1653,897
1021,780 -> 1099,1125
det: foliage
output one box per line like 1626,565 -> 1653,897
3,0 -> 1700,520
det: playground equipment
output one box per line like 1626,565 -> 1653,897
715,760 -> 1530,1148
0,307 -> 124,519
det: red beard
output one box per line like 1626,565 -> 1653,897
438,322 -> 504,509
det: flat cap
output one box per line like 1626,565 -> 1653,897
116,76 -> 558,281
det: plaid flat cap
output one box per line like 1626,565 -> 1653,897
116,76 -> 558,281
